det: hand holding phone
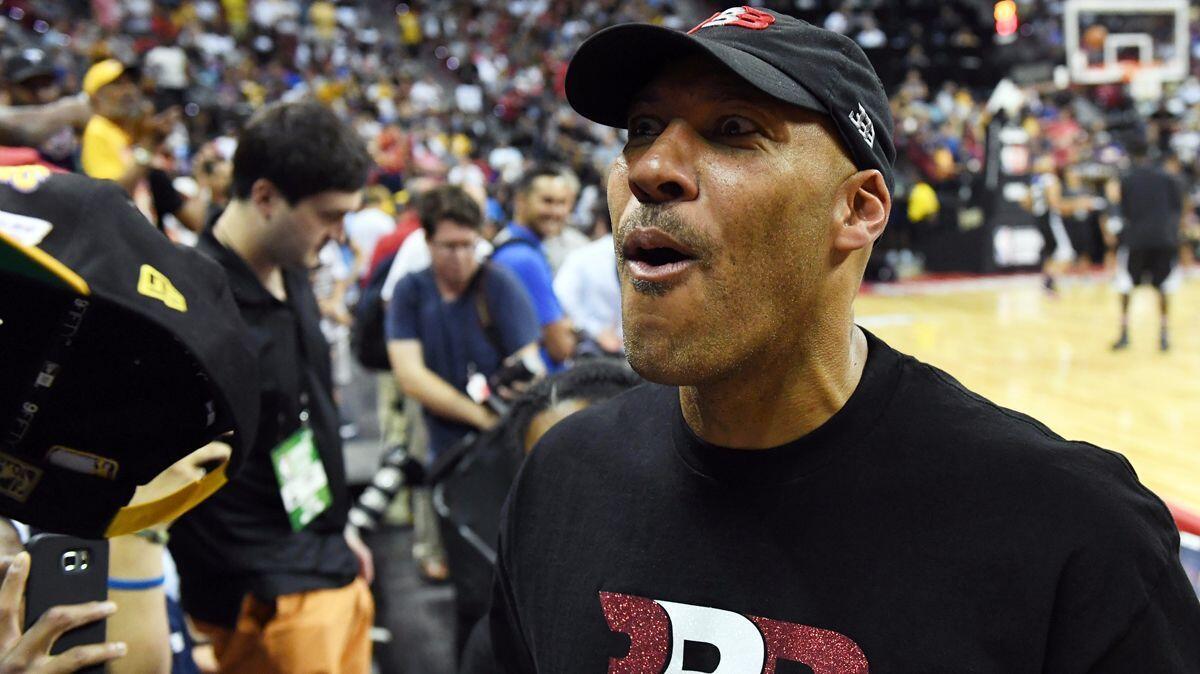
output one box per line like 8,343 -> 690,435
0,551 -> 125,672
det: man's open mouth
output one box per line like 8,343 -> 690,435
621,228 -> 699,286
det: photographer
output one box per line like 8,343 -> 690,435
386,184 -> 543,453
385,185 -> 542,579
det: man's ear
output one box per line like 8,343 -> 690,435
249,178 -> 280,222
831,170 -> 890,253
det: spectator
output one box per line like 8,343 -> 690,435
823,2 -> 852,35
491,165 -> 579,368
143,33 -> 190,111
856,13 -> 887,49
540,170 -> 590,274
384,183 -> 541,452
385,185 -> 541,582
553,209 -> 623,355
2,49 -> 83,170
79,59 -> 152,193
0,551 -> 126,672
169,100 -> 375,674
79,58 -> 208,232
344,185 -> 398,278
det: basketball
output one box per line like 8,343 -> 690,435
1084,24 -> 1109,50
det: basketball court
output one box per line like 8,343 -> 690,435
858,272 -> 1200,512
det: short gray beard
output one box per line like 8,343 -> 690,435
615,206 -> 716,297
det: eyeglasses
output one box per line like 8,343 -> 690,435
430,239 -> 477,254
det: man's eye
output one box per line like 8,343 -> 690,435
717,116 -> 756,136
628,116 -> 664,137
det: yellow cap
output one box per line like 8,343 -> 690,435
82,59 -> 126,96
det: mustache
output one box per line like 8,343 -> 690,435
615,207 -> 715,264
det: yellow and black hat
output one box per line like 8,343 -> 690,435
0,166 -> 258,538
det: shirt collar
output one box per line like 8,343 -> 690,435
506,222 -> 543,247
198,225 -> 287,307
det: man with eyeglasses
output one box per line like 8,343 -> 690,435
385,184 -> 542,458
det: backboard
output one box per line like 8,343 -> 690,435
1063,0 -> 1190,85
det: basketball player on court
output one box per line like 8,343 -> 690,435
1108,142 -> 1187,351
483,8 -> 1200,671
1026,152 -> 1074,294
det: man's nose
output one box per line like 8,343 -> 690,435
626,120 -> 700,205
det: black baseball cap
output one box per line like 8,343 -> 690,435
0,167 -> 259,538
565,6 -> 895,192
4,49 -> 56,85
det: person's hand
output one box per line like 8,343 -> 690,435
343,526 -> 374,585
0,553 -> 126,673
128,442 -> 232,529
494,378 -> 532,402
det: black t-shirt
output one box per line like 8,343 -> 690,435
1119,164 -> 1183,250
487,330 -> 1200,672
169,227 -> 357,627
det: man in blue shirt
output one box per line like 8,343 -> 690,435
491,165 -> 579,368
386,185 -> 542,456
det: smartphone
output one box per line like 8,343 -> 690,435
24,534 -> 109,673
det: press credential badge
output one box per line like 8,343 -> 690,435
270,425 -> 331,531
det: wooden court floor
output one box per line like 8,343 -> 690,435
856,273 -> 1200,512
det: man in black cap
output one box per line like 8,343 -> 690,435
0,49 -> 88,167
168,100 -> 376,673
485,7 -> 1200,672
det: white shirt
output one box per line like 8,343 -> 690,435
409,79 -> 443,112
145,45 -> 189,89
455,83 -> 484,114
488,145 -> 524,183
448,162 -> 486,189
344,208 -> 395,269
553,234 -> 621,341
823,11 -> 849,34
542,226 -> 590,275
856,28 -> 886,49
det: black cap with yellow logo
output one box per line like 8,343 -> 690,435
0,167 -> 258,538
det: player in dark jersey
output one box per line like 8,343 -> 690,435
1107,143 -> 1187,351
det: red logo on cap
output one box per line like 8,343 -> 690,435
688,6 -> 776,35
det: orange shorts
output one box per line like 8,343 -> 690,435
194,577 -> 374,674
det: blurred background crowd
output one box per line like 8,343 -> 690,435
3,0 -> 1198,281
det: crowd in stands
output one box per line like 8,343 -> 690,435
1,0 -> 1200,672
4,0 -> 1198,271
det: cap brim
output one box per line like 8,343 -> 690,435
566,23 -> 825,129
0,229 -> 89,296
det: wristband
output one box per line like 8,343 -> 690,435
108,575 -> 165,591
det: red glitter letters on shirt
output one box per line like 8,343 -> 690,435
598,591 -> 870,674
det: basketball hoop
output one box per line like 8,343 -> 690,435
1063,0 -> 1189,85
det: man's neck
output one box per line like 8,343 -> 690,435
679,323 -> 869,450
513,220 -> 542,241
433,266 -> 477,301
213,202 -> 286,300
